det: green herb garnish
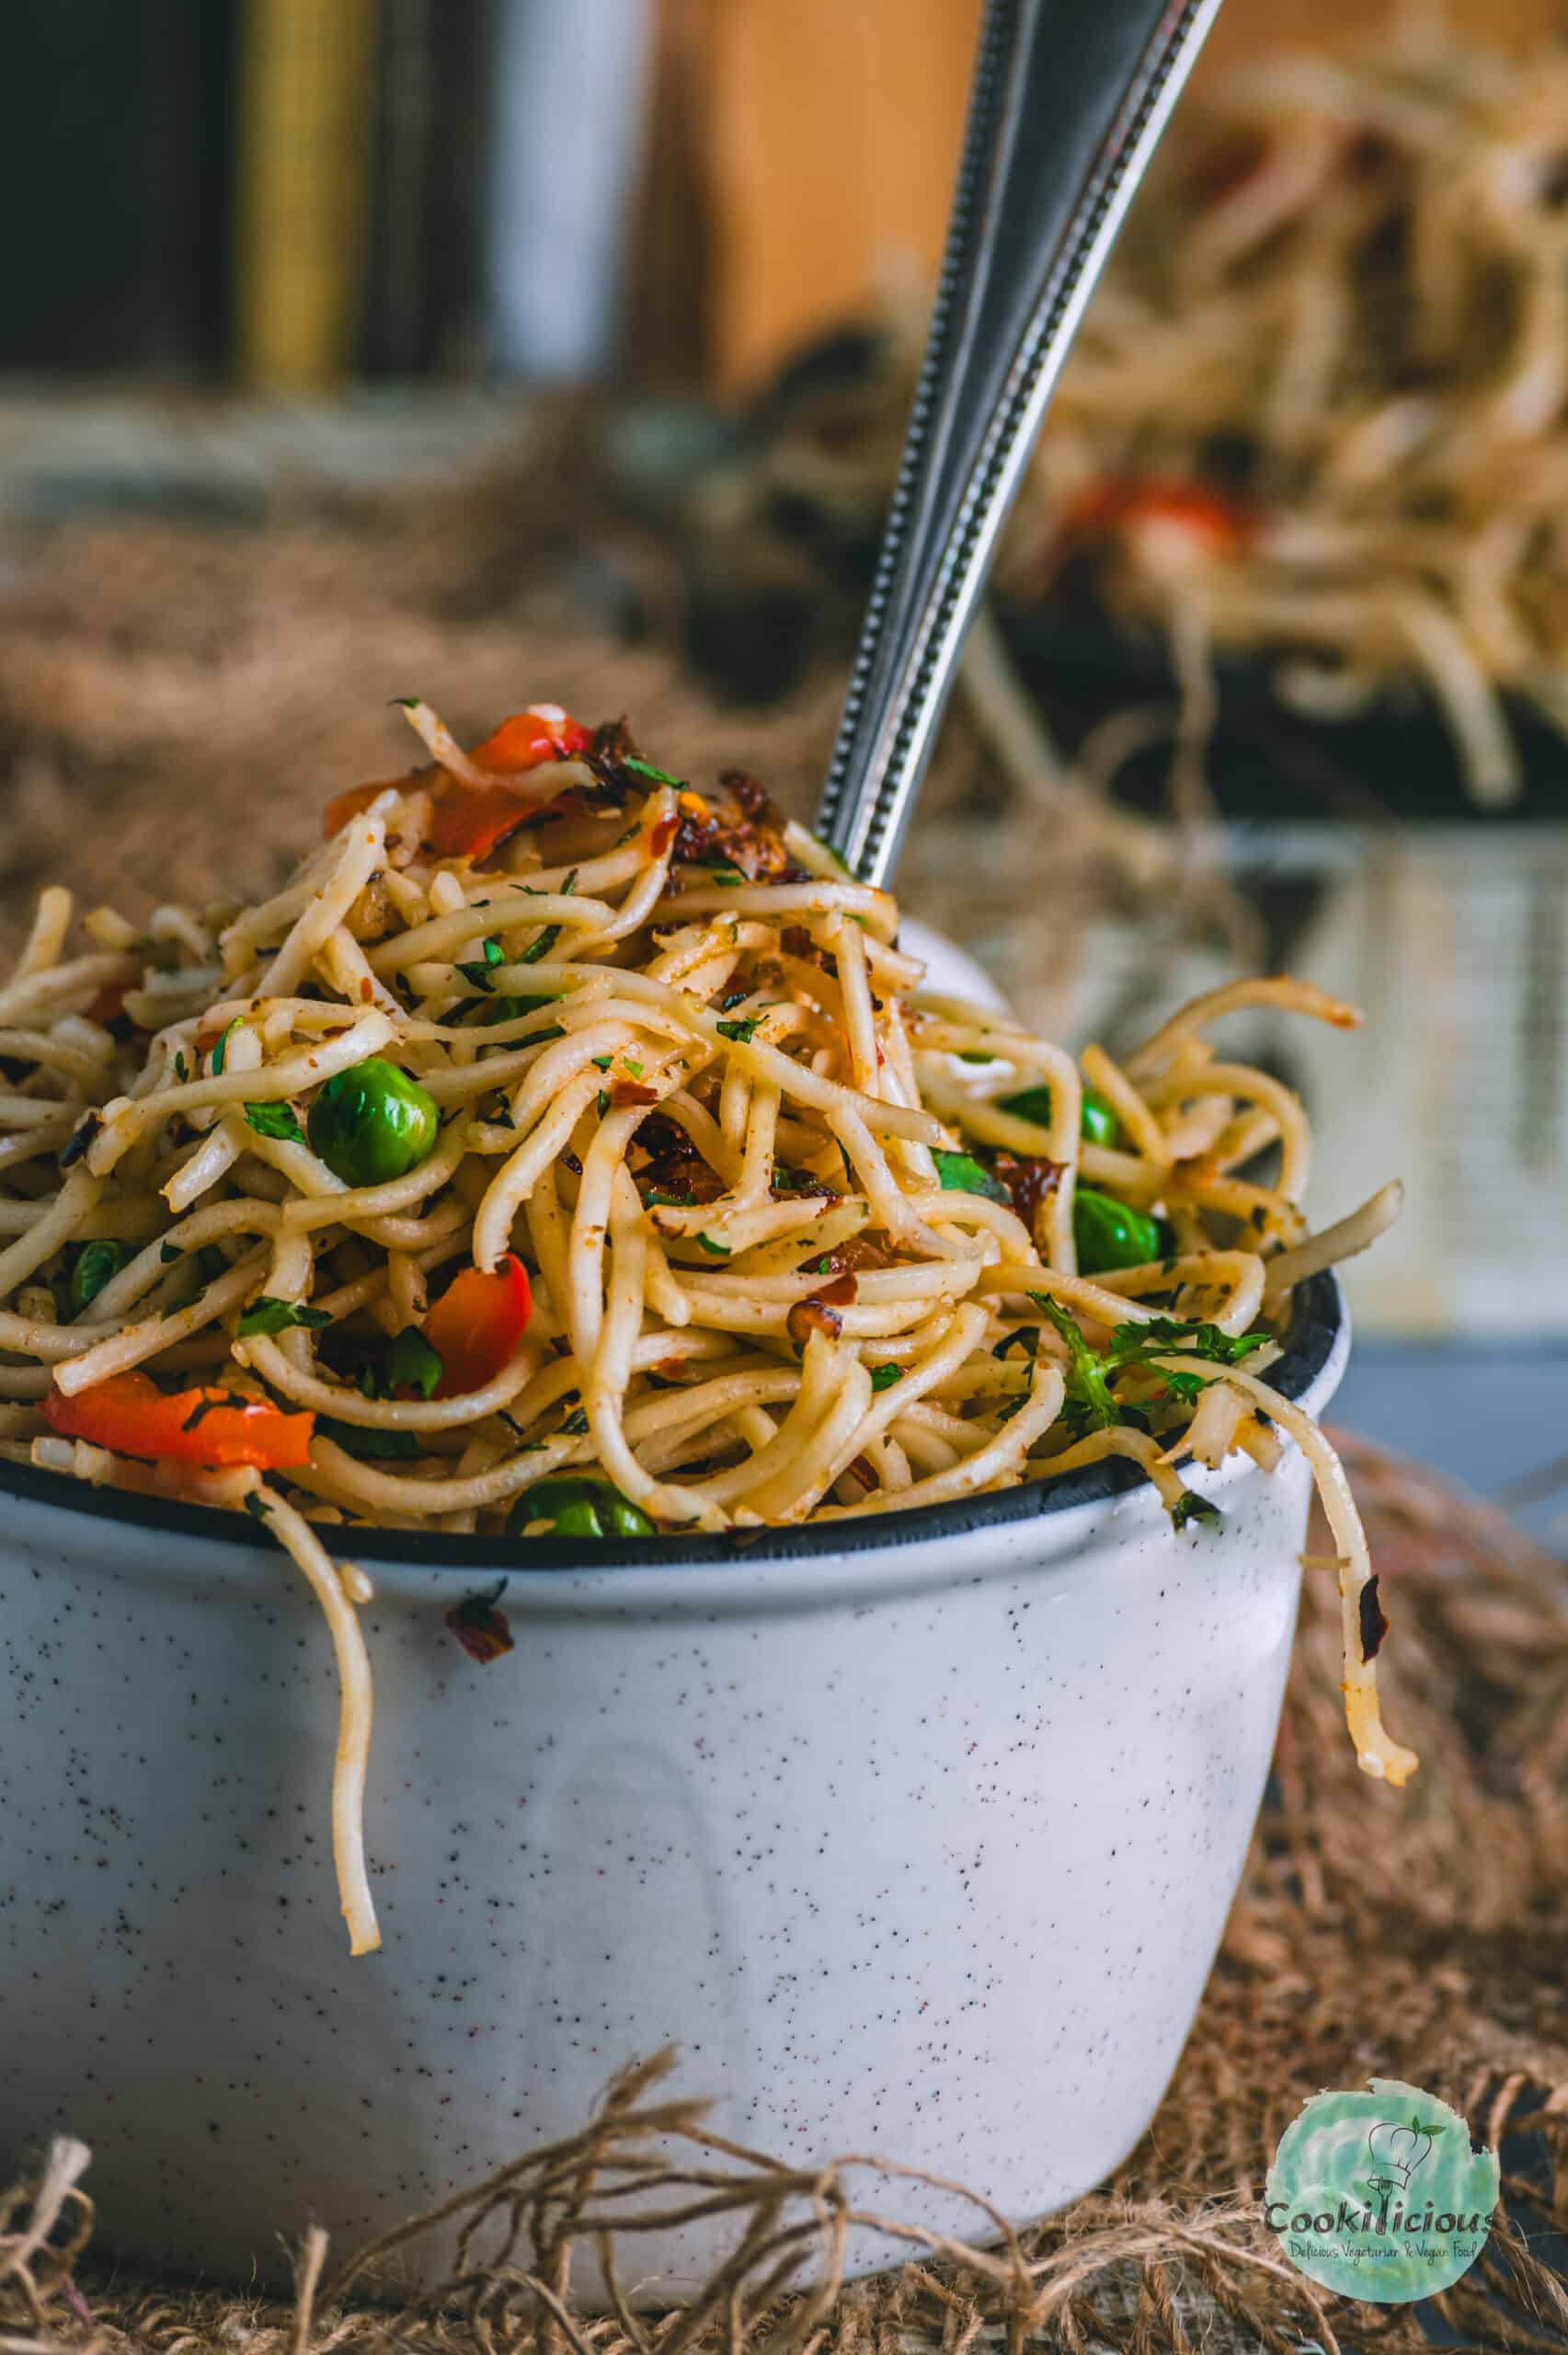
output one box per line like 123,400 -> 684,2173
1171,1490 -> 1222,1533
69,1239 -> 129,1314
236,1296 -> 334,1338
932,1147 -> 1012,1206
520,924 -> 562,967
211,1017 -> 243,1076
358,1326 -> 444,1401
318,1418 -> 421,1461
1030,1294 -> 1271,1436
245,1100 -> 303,1143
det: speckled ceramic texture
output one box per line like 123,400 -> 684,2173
0,1278 -> 1346,2302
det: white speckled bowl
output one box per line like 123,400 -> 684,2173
0,1271 -> 1346,2299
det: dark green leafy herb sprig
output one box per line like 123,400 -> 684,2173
1026,1293 -> 1271,1527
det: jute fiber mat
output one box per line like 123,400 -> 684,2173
1,480 -> 1565,2350
1,1442 -> 1565,2355
0,462 -> 1215,1026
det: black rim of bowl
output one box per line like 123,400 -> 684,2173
0,1271 -> 1342,1573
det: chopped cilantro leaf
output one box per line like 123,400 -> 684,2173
520,924 -> 561,966
358,1326 -> 443,1401
69,1239 -> 129,1313
1030,1293 -> 1118,1430
318,1418 -> 421,1461
933,1147 -> 1012,1205
212,1017 -> 242,1075
716,1015 -> 761,1044
1171,1490 -> 1222,1533
1108,1316 -> 1271,1367
623,755 -> 684,787
868,1363 -> 903,1394
237,1296 -> 334,1338
245,1100 -> 303,1143
487,992 -> 559,1025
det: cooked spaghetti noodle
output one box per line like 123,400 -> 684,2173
0,699 -> 1413,1952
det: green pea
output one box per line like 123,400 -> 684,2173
70,1238 -> 129,1314
1072,1186 -> 1163,1274
998,1083 -> 1120,1150
507,1475 -> 656,1540
555,1499 -> 608,1538
306,1057 -> 439,1188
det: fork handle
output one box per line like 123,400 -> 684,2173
815,0 -> 1224,887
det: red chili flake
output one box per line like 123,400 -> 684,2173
1358,1574 -> 1390,1665
780,925 -> 838,977
445,1588 -> 514,1665
632,1112 -> 725,1206
815,1235 -> 893,1275
990,1153 -> 1065,1243
720,768 -> 785,832
845,1453 -> 878,1491
786,1272 -> 857,1349
670,786 -> 796,883
610,1079 -> 659,1108
648,812 -> 680,858
86,983 -> 130,1028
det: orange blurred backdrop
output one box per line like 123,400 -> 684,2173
699,0 -> 1562,389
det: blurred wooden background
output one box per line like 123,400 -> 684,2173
699,0 -> 1565,388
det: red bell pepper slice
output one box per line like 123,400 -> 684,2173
424,1253 -> 533,1397
423,783 -> 551,864
44,1373 -> 315,1470
321,708 -> 593,856
469,706 -> 593,773
1062,477 -> 1254,558
321,779 -> 393,839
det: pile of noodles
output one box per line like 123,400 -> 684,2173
0,700 -> 1411,1955
729,23 -> 1568,805
1007,21 -> 1568,805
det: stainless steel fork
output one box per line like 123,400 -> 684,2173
815,0 -> 1225,887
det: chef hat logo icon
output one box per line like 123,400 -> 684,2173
1367,2113 -> 1439,2193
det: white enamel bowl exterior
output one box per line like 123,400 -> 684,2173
0,1278 -> 1346,2300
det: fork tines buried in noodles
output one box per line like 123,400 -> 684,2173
0,698 -> 1412,1953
